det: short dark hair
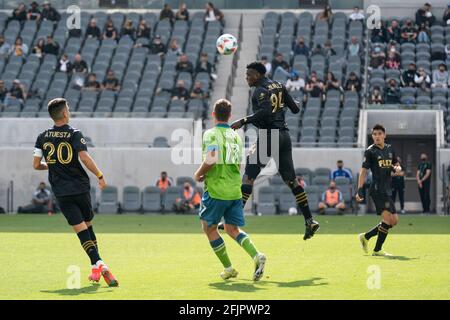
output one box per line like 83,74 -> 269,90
372,123 -> 386,133
47,98 -> 68,120
213,99 -> 232,122
247,62 -> 266,75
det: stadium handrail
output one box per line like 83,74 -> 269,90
366,104 -> 444,110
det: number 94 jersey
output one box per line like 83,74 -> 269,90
34,124 -> 90,197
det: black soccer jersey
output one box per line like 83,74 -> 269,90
34,124 -> 90,197
246,78 -> 300,129
362,143 -> 397,194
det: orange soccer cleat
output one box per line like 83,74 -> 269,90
98,263 -> 119,287
88,265 -> 101,283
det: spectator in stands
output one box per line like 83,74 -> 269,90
444,4 -> 450,25
401,63 -> 417,87
323,40 -> 336,57
27,1 -> 41,21
347,36 -> 361,57
371,20 -> 388,43
415,67 -> 431,92
11,3 -> 27,22
400,19 -> 417,43
102,70 -> 121,92
137,34 -> 166,56
70,54 -> 88,74
121,19 -> 136,40
83,73 -> 101,92
0,35 -> 11,58
167,39 -> 183,56
446,43 -> 450,60
318,181 -> 345,215
103,19 -> 118,41
331,160 -> 353,182
173,182 -> 201,214
86,19 -> 101,39
317,5 -> 333,23
17,182 -> 53,214
297,175 -> 307,188
344,72 -> 362,92
384,79 -> 401,104
312,44 -> 326,56
196,52 -> 217,80
391,156 -> 406,214
41,1 -> 60,22
190,81 -> 209,100
136,20 -> 151,39
349,6 -> 365,21
415,3 -> 435,27
176,54 -> 194,74
304,73 -> 324,98
57,54 -> 72,73
4,79 -> 26,107
385,50 -> 400,70
387,20 -> 401,43
271,53 -> 290,76
155,171 -> 173,211
170,80 -> 189,101
205,2 -> 224,24
324,71 -> 341,92
31,38 -> 45,58
293,37 -> 309,56
260,55 -> 272,77
417,23 -> 430,43
0,80 -> 7,107
43,35 -> 59,56
432,63 -> 448,88
285,72 -> 305,92
160,3 -> 175,23
369,45 -> 386,70
368,86 -> 384,104
10,37 -> 28,57
176,2 -> 189,21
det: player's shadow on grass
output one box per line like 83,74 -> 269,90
40,284 -> 112,296
370,255 -> 419,261
262,277 -> 328,288
209,281 -> 267,292
209,277 -> 327,292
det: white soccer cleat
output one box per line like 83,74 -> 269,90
372,250 -> 393,257
220,267 -> 238,280
358,233 -> 368,254
253,253 -> 267,281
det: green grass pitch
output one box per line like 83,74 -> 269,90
0,214 -> 449,300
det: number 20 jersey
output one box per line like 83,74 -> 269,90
34,124 -> 90,197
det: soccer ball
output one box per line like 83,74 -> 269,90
288,207 -> 298,216
216,34 -> 238,55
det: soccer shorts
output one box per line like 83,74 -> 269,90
370,192 -> 396,215
56,192 -> 94,226
199,191 -> 244,227
244,129 -> 296,182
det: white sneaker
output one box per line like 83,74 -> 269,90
358,233 -> 368,254
220,267 -> 238,280
253,253 -> 267,281
372,250 -> 393,257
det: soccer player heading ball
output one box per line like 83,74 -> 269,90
356,124 -> 401,256
222,62 -> 320,240
33,98 -> 118,286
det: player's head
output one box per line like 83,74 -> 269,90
47,98 -> 70,123
212,99 -> 232,123
420,153 -> 428,161
38,182 -> 46,190
371,124 -> 386,145
329,181 -> 336,190
246,62 -> 266,87
337,160 -> 344,169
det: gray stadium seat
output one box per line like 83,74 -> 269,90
163,186 -> 182,212
257,186 -> 277,215
278,186 -> 296,213
122,186 -> 141,212
142,186 -> 162,212
97,186 -> 119,214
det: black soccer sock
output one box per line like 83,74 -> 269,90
292,185 -> 313,223
364,223 -> 381,240
374,222 -> 391,252
77,229 -> 101,265
241,184 -> 253,208
87,225 -> 98,251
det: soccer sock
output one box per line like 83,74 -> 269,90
292,185 -> 313,223
235,232 -> 258,259
87,225 -> 98,251
364,223 -> 381,240
241,184 -> 252,208
77,229 -> 101,265
374,222 -> 391,252
210,237 -> 232,268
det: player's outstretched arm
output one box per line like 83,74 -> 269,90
78,151 -> 106,190
355,168 -> 367,202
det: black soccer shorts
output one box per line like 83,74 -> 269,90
56,192 -> 94,226
370,191 -> 397,215
244,129 -> 296,182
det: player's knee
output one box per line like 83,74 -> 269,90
224,224 -> 239,237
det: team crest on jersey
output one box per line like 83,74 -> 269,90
81,138 -> 86,144
258,92 -> 265,100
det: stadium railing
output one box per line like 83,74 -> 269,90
366,104 -> 444,111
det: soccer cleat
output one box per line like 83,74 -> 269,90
220,267 -> 238,280
372,250 -> 393,257
97,263 -> 119,287
358,233 -> 368,254
217,222 -> 225,230
253,253 -> 267,281
303,220 -> 320,240
88,265 -> 101,283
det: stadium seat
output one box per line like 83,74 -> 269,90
163,187 -> 182,212
257,186 -> 277,215
97,186 -> 119,214
122,186 -> 142,212
176,176 -> 196,187
278,186 -> 296,214
142,186 -> 162,213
